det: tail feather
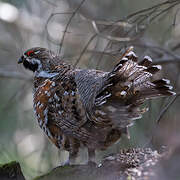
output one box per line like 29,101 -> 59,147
139,56 -> 152,67
125,50 -> 138,62
145,65 -> 161,74
153,79 -> 175,95
153,79 -> 171,86
109,47 -> 175,100
94,47 -> 175,131
139,78 -> 175,99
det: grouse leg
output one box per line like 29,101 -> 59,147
87,148 -> 96,165
68,138 -> 80,165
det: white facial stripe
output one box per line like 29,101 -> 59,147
35,71 -> 58,78
31,58 -> 42,71
23,53 -> 27,59
34,50 -> 40,54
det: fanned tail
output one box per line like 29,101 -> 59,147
94,47 -> 175,136
109,46 -> 175,100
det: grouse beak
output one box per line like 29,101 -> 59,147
18,57 -> 23,64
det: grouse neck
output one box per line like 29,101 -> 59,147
35,70 -> 59,78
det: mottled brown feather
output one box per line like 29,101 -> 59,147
19,46 -> 175,163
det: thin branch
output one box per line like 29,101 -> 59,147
96,40 -> 115,69
133,43 -> 180,59
58,0 -> 87,55
0,69 -> 32,80
45,12 -> 73,45
125,0 -> 179,20
2,83 -> 30,111
92,20 -> 132,27
73,34 -> 97,67
149,2 -> 180,23
40,0 -> 57,6
156,93 -> 180,124
144,93 -> 179,148
153,58 -> 180,65
74,19 -> 134,67
92,21 -> 131,42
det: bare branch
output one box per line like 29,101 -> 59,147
92,21 -> 131,42
40,0 -> 57,6
152,58 -> 180,65
125,0 -> 180,20
0,69 -> 32,80
58,0 -> 87,55
73,34 -> 97,68
45,12 -> 73,45
156,93 -> 180,124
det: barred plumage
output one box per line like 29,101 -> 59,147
18,46 -> 175,164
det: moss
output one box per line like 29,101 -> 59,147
0,161 -> 25,180
0,161 -> 17,168
33,148 -> 161,180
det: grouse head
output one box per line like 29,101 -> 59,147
18,47 -> 59,73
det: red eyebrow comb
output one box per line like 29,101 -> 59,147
26,50 -> 34,56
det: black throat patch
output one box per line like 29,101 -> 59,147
23,60 -> 39,72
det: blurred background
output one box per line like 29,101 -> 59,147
0,0 -> 180,179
